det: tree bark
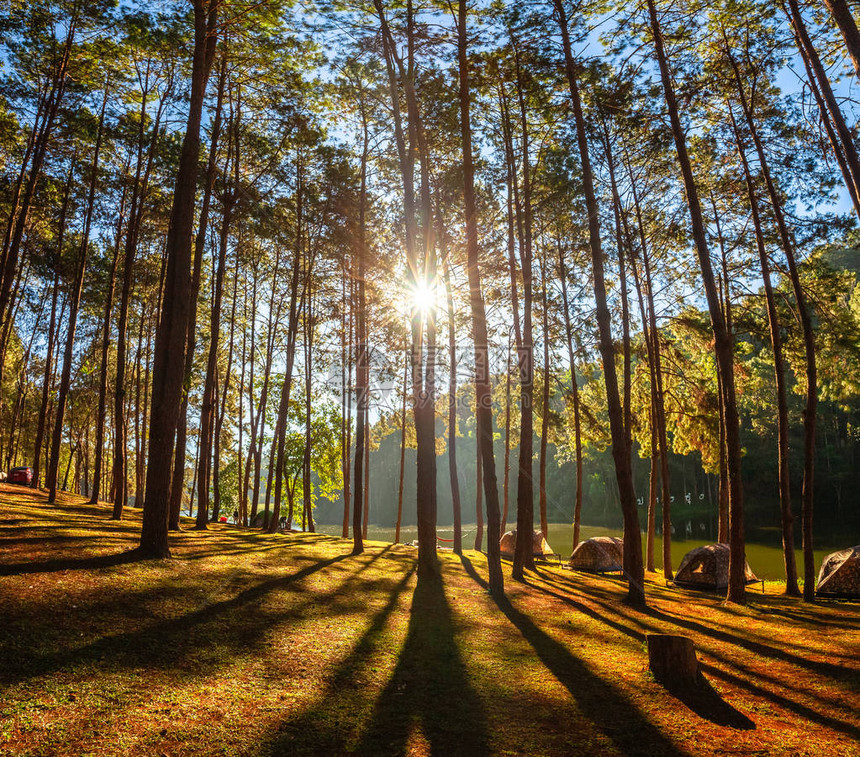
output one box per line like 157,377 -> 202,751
556,0 -> 644,605
511,38 -> 536,581
726,39 -> 817,600
443,255 -> 462,555
459,0 -> 502,592
538,255 -> 550,540
267,154 -> 305,535
169,55 -> 226,530
139,0 -> 218,557
352,111 -> 369,555
374,0 -> 438,577
785,0 -> 860,211
647,0 -> 744,603
89,178 -> 129,504
49,86 -> 108,503
729,107 -> 800,596
396,349 -> 407,543
558,244 -> 584,553
823,0 -> 860,80
113,67 -> 171,521
195,179 -> 234,528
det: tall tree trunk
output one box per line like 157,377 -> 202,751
0,13 -> 76,362
170,56 -> 226,530
475,434 -> 483,551
352,111 -> 369,556
267,159 -> 304,535
340,264 -> 352,538
459,0 -> 502,592
555,0 -> 644,605
502,334 -> 511,535
89,176 -> 129,505
396,349 -> 407,544
824,0 -> 860,78
32,250 -> 67,487
511,39 -> 536,581
139,0 -> 218,557
604,132 -> 632,449
362,391 -> 370,540
785,0 -> 860,210
134,305 -> 152,506
303,286 -> 315,533
538,255 -> 550,540
730,108 -> 800,596
622,146 -> 673,580
237,270 -> 248,525
195,190 -> 234,529
727,39 -> 817,600
374,0 -> 438,577
618,166 -> 660,574
112,69 -> 171,521
214,235 -> 239,525
558,245 -> 583,553
248,254 -> 283,523
443,256 -> 462,555
49,86 -> 108,503
647,0 -> 744,603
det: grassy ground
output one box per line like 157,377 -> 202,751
1,484 -> 858,756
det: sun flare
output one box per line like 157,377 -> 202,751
410,279 -> 437,315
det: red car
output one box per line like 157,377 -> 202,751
9,466 -> 33,485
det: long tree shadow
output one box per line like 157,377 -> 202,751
262,563 -> 417,754
461,556 -> 688,756
0,551 -> 360,684
0,547 -> 145,575
527,569 -> 860,738
648,605 -> 852,680
662,672 -> 754,729
535,568 -> 858,679
354,569 -> 491,756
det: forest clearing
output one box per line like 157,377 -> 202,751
3,0 -> 860,752
1,485 -> 859,756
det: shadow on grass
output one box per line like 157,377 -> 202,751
0,547 -> 144,575
529,568 -> 860,740
352,569 -> 491,756
649,605 -> 851,680
461,556 -> 685,756
700,661 -> 860,741
0,551 -> 355,684
754,602 -> 860,630
263,563 -> 417,754
663,673 -> 754,729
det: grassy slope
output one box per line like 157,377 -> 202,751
0,483 -> 858,757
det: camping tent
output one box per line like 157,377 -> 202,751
499,529 -> 552,558
568,536 -> 624,573
815,545 -> 860,598
674,543 -> 759,590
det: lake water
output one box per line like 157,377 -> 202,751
315,522 -> 844,583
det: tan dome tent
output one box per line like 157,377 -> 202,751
815,545 -> 860,598
499,529 -> 552,559
674,543 -> 759,591
568,536 -> 624,573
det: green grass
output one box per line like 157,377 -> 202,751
1,483 -> 859,756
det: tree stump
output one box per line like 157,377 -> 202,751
647,634 -> 699,688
